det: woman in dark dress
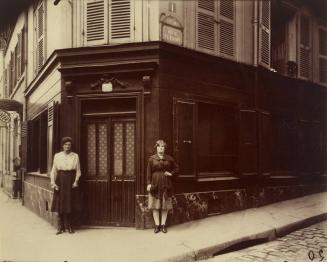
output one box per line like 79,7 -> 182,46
50,137 -> 81,234
147,140 -> 178,233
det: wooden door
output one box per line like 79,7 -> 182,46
83,116 -> 136,226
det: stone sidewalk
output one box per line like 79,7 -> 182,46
0,190 -> 327,262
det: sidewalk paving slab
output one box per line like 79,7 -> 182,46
0,190 -> 326,262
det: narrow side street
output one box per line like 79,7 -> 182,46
207,220 -> 327,262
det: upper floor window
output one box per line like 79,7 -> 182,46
84,0 -> 133,46
319,27 -> 327,84
5,26 -> 25,97
196,0 -> 236,58
34,0 -> 46,74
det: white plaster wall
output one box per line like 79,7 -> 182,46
27,66 -> 61,119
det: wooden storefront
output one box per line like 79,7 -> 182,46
23,41 -> 327,228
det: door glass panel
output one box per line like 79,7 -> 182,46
98,123 -> 108,176
125,122 -> 135,176
87,123 -> 96,175
113,122 -> 123,176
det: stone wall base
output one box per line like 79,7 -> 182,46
136,184 -> 327,229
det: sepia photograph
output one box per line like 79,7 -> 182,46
0,0 -> 326,261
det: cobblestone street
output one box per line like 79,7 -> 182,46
207,220 -> 327,262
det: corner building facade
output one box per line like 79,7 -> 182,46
0,0 -> 326,228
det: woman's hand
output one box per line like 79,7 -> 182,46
147,184 -> 152,192
51,183 -> 59,191
72,181 -> 78,188
164,171 -> 172,176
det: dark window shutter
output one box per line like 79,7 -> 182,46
21,121 -> 28,170
110,0 -> 132,42
218,0 -> 235,57
21,26 -> 25,74
319,28 -> 327,83
299,15 -> 311,79
311,122 -> 323,174
27,121 -> 33,171
197,0 -> 216,52
239,110 -> 257,176
174,100 -> 196,177
47,101 -> 55,173
297,120 -> 311,175
10,52 -> 14,94
40,112 -> 48,173
85,0 -> 107,45
259,111 -> 271,176
259,0 -> 271,67
16,33 -> 21,79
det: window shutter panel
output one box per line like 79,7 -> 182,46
21,121 -> 28,170
239,110 -> 257,176
13,48 -> 16,86
298,15 -> 311,79
10,52 -> 14,94
17,33 -> 22,78
259,111 -> 271,176
259,0 -> 271,67
85,0 -> 108,45
319,28 -> 327,84
47,101 -> 55,173
34,2 -> 45,72
197,0 -> 217,52
26,121 -> 33,171
218,0 -> 235,57
174,100 -> 196,177
21,27 -> 25,75
109,0 -> 132,43
4,68 -> 7,97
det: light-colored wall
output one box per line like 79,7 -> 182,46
158,0 -> 255,66
27,65 -> 61,120
26,0 -> 72,86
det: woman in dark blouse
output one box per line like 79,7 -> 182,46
147,140 -> 178,233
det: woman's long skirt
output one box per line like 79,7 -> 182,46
51,170 -> 81,214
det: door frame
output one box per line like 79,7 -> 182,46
75,92 -> 144,226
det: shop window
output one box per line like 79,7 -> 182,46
197,102 -> 237,176
196,0 -> 235,58
174,99 -> 237,178
27,111 -> 48,173
84,0 -> 133,46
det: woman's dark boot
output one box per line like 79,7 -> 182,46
67,214 -> 75,233
161,225 -> 167,233
56,214 -> 65,235
154,225 -> 160,233
56,226 -> 65,235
